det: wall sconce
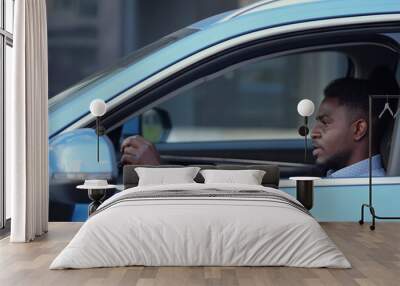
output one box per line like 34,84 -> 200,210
297,99 -> 315,163
90,99 -> 107,162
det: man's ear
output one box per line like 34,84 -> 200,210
352,119 -> 368,141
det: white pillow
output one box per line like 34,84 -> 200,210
200,169 -> 266,185
135,167 -> 200,186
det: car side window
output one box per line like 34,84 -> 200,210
151,51 -> 349,143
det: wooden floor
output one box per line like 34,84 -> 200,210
0,222 -> 399,286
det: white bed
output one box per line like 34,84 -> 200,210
50,182 -> 351,269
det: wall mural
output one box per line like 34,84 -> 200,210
47,1 -> 400,222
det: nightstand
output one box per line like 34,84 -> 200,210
77,183 -> 116,216
289,177 -> 321,210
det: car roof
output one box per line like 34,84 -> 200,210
191,0 -> 400,29
49,0 -> 400,137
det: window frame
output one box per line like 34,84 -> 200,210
0,0 -> 13,230
97,28 -> 398,138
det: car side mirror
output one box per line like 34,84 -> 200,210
49,128 -> 118,206
49,128 -> 118,183
141,108 -> 171,143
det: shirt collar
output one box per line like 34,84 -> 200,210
326,154 -> 384,178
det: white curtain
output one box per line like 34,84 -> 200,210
7,0 -> 49,242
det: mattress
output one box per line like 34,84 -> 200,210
50,183 -> 351,269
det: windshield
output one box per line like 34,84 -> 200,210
49,27 -> 199,137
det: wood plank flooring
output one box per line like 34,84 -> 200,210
1,222 -> 400,286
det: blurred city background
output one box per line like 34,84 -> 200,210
47,0 -> 256,97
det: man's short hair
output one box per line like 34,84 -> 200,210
324,78 -> 370,119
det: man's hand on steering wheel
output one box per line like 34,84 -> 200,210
120,135 -> 161,166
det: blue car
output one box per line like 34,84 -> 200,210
49,0 -> 400,221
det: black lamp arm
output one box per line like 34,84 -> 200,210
96,117 -> 100,162
297,116 -> 309,163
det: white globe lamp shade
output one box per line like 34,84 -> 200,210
90,99 -> 107,117
297,99 -> 315,117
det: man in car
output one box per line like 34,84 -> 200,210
311,74 -> 397,178
120,72 -> 398,178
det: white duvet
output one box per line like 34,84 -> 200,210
50,183 -> 351,269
